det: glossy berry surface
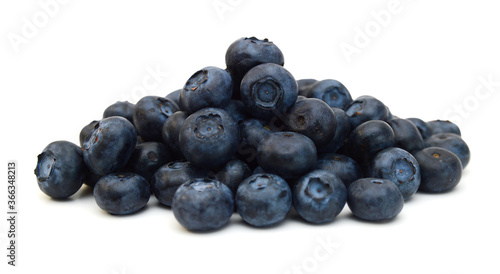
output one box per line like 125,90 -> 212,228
414,147 -> 462,193
235,173 -> 292,227
93,173 -> 150,215
292,170 -> 347,224
82,116 -> 137,175
179,108 -> 239,170
369,147 -> 421,200
172,178 -> 234,232
347,178 -> 404,222
35,141 -> 87,199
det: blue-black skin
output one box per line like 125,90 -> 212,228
284,98 -> 337,148
172,178 -> 234,232
166,89 -> 182,110
83,117 -> 137,175
292,170 -> 347,224
345,95 -> 389,129
103,101 -> 135,125
93,173 -> 150,215
427,120 -> 461,136
179,108 -> 240,170
424,133 -> 470,168
225,37 -> 285,93
318,108 -> 351,154
414,147 -> 462,193
345,120 -> 396,168
215,159 -> 252,194
161,111 -> 188,157
308,79 -> 352,110
235,173 -> 292,227
151,160 -> 209,207
257,132 -> 317,179
133,96 -> 180,142
224,100 -> 248,124
407,117 -> 432,139
84,171 -> 101,188
236,119 -> 271,168
125,142 -> 175,181
347,178 -> 404,222
79,120 -> 99,147
369,147 -> 421,200
387,118 -> 425,153
315,153 -> 363,189
240,63 -> 298,120
35,141 -> 87,199
180,66 -> 233,114
252,166 -> 265,175
297,79 -> 318,97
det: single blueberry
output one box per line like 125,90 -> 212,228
414,147 -> 462,193
35,141 -> 87,199
369,147 -> 421,200
297,78 -> 318,97
93,173 -> 150,215
315,153 -> 363,188
427,120 -> 461,136
407,117 -> 432,139
345,95 -> 389,129
424,133 -> 470,168
347,178 -> 404,222
215,159 -> 252,194
79,120 -> 99,147
387,118 -> 425,153
172,178 -> 234,232
179,108 -> 239,170
292,170 -> 347,224
102,101 -> 135,125
133,96 -> 180,142
161,111 -> 188,157
125,142 -> 176,181
308,79 -> 352,110
235,173 -> 292,227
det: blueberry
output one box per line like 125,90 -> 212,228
257,132 -> 317,179
347,178 -> 404,222
179,108 -> 239,170
161,111 -> 188,157
292,170 -> 347,224
308,79 -> 352,110
166,89 -> 182,109
284,98 -> 337,147
102,101 -> 135,125
83,117 -> 137,175
235,173 -> 291,227
427,120 -> 461,136
297,78 -> 318,97
35,141 -> 87,199
133,96 -> 180,142
240,63 -> 298,120
236,119 -> 271,167
84,171 -> 101,188
252,166 -> 266,175
180,66 -> 233,113
424,133 -> 470,168
414,147 -> 462,193
151,160 -> 209,207
387,118 -> 425,153
369,147 -> 421,200
345,95 -> 389,129
345,120 -> 396,168
225,37 -> 285,96
315,153 -> 363,188
93,173 -> 150,215
407,117 -> 432,139
224,100 -> 248,124
125,142 -> 175,181
172,178 -> 234,232
79,120 -> 99,147
215,159 -> 252,194
318,107 -> 351,154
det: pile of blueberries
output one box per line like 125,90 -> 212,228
35,37 -> 470,232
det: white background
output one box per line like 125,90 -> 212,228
1,0 -> 499,273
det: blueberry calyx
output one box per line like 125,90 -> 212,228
185,69 -> 208,92
194,114 -> 224,140
251,77 -> 283,109
393,158 -> 416,184
305,178 -> 332,200
35,151 -> 56,181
